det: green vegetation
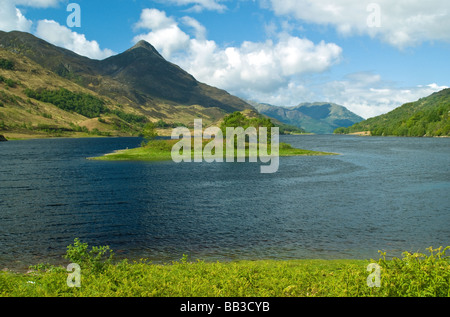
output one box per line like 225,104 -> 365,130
0,240 -> 448,297
111,110 -> 148,125
90,139 -> 334,162
220,111 -> 275,141
141,122 -> 158,143
92,140 -> 176,161
0,75 -> 20,88
0,90 -> 22,105
335,88 -> 450,137
24,88 -> 108,118
91,112 -> 335,161
0,58 -> 14,70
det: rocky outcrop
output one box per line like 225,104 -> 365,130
0,135 -> 7,142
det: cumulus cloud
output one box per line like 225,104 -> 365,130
0,1 -> 33,32
0,1 -> 114,60
133,9 -> 190,58
266,0 -> 450,49
35,20 -> 115,60
133,8 -> 343,99
0,0 -> 65,33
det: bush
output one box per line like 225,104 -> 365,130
375,246 -> 450,297
0,59 -> 14,70
64,238 -> 114,274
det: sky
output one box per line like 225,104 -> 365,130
1,0 -> 449,119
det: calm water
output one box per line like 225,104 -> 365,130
0,135 -> 449,270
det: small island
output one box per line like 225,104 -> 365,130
89,112 -> 336,163
90,112 -> 336,163
89,139 -> 336,162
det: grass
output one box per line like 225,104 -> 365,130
89,139 -> 337,161
0,240 -> 448,297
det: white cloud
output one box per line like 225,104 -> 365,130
267,0 -> 450,49
134,8 -> 176,31
0,1 -> 33,32
35,20 -> 115,60
133,8 -> 343,99
0,0 -> 114,60
181,35 -> 342,95
181,16 -> 207,40
0,0 -> 64,33
14,0 -> 61,7
162,0 -> 227,12
133,9 -> 190,58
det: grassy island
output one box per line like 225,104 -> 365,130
89,139 -> 336,162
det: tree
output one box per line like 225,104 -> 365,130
142,122 -> 158,143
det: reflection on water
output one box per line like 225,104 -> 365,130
0,135 -> 449,270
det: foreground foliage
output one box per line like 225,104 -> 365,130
0,240 -> 448,297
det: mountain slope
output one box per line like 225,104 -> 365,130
0,47 -> 150,139
0,31 -> 252,126
0,31 -> 254,138
250,101 -> 364,134
98,40 -> 249,113
335,89 -> 450,137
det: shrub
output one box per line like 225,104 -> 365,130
64,238 -> 114,274
0,59 -> 14,70
375,246 -> 450,297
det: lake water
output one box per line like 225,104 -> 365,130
0,135 -> 449,270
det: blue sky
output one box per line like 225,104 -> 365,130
2,0 -> 449,118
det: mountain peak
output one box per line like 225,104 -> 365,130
127,40 -> 163,58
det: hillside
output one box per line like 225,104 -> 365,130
0,49 -> 136,139
335,89 -> 450,137
0,31 -> 253,139
250,101 -> 364,134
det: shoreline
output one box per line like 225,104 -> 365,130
1,129 -> 448,141
2,246 -> 448,297
337,131 -> 449,138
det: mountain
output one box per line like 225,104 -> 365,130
0,31 -> 252,138
99,40 -> 250,114
335,89 -> 450,137
250,101 -> 364,134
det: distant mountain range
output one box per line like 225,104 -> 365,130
249,101 -> 364,134
335,88 -> 450,137
0,30 -> 253,138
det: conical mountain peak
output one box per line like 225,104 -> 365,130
127,40 -> 163,58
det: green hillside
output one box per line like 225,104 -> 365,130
0,50 -> 150,139
0,31 -> 255,140
335,89 -> 450,137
